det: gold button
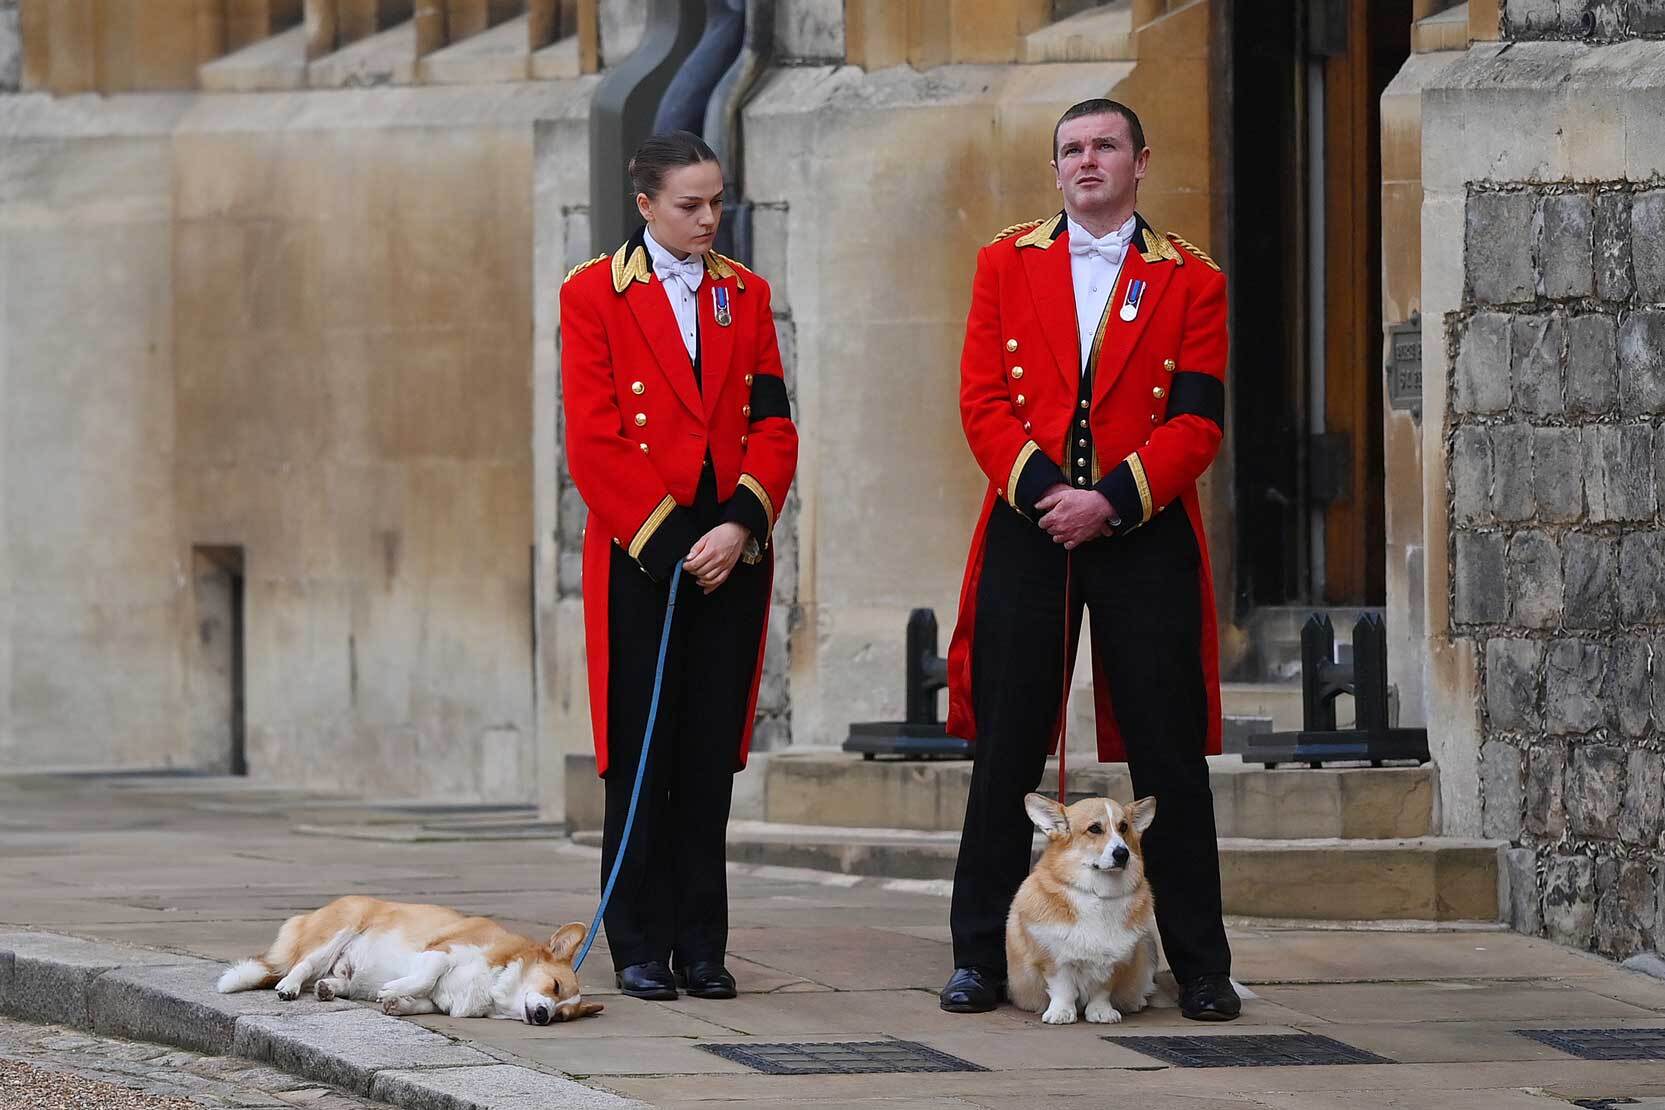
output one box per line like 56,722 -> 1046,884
1075,476 -> 1088,487
741,434 -> 748,446
1078,438 -> 1087,447
743,404 -> 752,417
1010,366 -> 1024,380
1023,421 -> 1033,433
639,442 -> 649,453
1163,359 -> 1176,372
1015,394 -> 1026,407
631,381 -> 645,394
1079,418 -> 1088,428
1006,339 -> 1018,352
1150,414 -> 1159,425
1076,457 -> 1086,467
1079,399 -> 1089,409
745,373 -> 754,385
1152,386 -> 1166,400
634,412 -> 647,426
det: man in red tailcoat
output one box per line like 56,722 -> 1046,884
939,99 -> 1238,1022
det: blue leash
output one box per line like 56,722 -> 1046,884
574,562 -> 684,972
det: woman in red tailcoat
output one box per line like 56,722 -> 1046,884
559,132 -> 797,1002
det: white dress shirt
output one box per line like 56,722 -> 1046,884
1066,213 -> 1137,374
643,226 -> 703,362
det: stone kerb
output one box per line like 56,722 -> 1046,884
0,931 -> 642,1110
1449,181 -> 1665,960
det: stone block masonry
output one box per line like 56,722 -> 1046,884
1450,181 -> 1665,960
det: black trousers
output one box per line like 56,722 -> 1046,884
949,497 -> 1231,986
598,465 -> 771,972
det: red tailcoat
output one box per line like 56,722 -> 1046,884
946,212 -> 1227,761
560,234 -> 798,775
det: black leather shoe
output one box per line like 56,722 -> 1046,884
939,967 -> 1004,1013
615,961 -> 678,1001
1179,973 -> 1241,1021
675,961 -> 738,999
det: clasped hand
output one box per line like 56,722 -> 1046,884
683,522 -> 749,594
1035,485 -> 1116,550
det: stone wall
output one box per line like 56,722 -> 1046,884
1502,0 -> 1665,41
1449,179 -> 1665,958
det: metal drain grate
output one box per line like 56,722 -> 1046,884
1517,1028 -> 1665,1060
1107,1033 -> 1392,1068
697,1040 -> 986,1075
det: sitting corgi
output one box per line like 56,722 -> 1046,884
1005,793 -> 1159,1025
216,895 -> 604,1025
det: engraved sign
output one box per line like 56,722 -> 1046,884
1386,313 -> 1422,413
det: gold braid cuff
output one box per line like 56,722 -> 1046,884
627,495 -> 677,560
1127,452 -> 1154,523
1007,441 -> 1041,506
737,474 -> 776,536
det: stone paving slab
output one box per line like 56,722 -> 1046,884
1252,979 -> 1661,1024
511,1035 -> 760,1077
602,1059 -> 1665,1104
232,1009 -> 499,1097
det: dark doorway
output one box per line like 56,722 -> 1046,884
191,546 -> 246,775
1227,0 -> 1410,609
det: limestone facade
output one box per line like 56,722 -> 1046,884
0,2 -> 1223,823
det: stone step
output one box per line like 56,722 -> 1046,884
758,752 -> 1435,839
707,823 -> 1502,923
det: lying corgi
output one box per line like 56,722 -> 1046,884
216,895 -> 603,1025
1006,793 -> 1159,1025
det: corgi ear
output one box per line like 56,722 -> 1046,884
548,922 -> 587,962
1024,793 -> 1070,840
556,1000 -> 605,1021
1126,796 -> 1156,834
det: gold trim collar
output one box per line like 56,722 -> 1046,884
705,251 -> 748,291
611,242 -> 652,293
1139,226 -> 1183,266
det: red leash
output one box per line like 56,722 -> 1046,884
1057,556 -> 1073,802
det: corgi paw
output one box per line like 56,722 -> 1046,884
381,995 -> 411,1016
275,983 -> 300,1002
1084,1001 -> 1123,1024
1041,1002 -> 1078,1025
315,980 -> 338,1002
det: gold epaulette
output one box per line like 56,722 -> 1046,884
990,218 -> 1046,245
563,254 -> 607,284
1166,232 -> 1221,272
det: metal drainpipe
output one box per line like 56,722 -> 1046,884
703,0 -> 773,265
588,0 -> 708,255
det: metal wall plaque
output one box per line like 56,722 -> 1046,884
1385,313 -> 1422,413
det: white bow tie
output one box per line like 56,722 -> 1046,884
1068,227 -> 1134,265
654,253 -> 705,294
